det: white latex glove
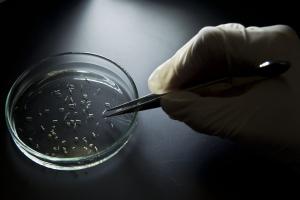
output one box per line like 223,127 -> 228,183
148,23 -> 300,165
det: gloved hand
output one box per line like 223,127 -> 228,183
148,23 -> 300,165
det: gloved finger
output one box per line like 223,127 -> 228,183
148,25 -> 228,94
161,91 -> 245,139
149,23 -> 298,94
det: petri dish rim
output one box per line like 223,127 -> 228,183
5,52 -> 139,167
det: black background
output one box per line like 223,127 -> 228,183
0,0 -> 299,199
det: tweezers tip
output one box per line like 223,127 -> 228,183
102,110 -> 110,118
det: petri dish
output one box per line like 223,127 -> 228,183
5,52 -> 138,170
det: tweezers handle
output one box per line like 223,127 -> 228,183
136,94 -> 162,111
104,60 -> 290,117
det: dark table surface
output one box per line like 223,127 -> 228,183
0,1 -> 299,199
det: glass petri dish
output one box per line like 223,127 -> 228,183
5,52 -> 138,170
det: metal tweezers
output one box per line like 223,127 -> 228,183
103,93 -> 164,117
103,60 -> 290,117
